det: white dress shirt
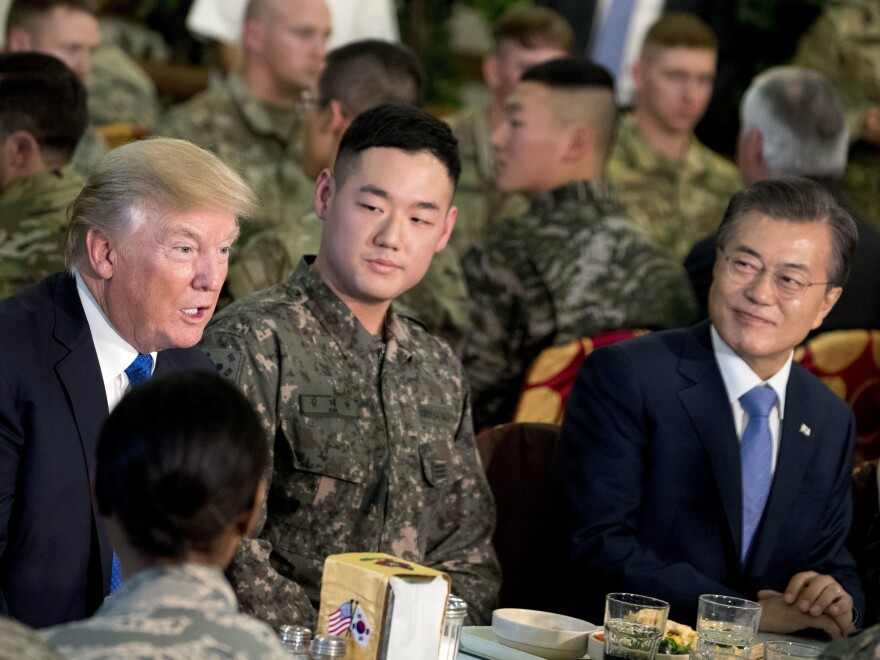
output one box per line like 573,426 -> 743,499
710,325 -> 792,474
75,274 -> 156,411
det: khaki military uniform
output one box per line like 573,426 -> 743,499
71,126 -> 109,179
793,0 -> 880,224
226,211 -> 472,346
0,165 -> 84,299
607,113 -> 742,260
446,100 -> 528,256
155,74 -> 313,243
459,180 -> 698,431
43,564 -> 286,659
87,43 -> 160,130
201,260 -> 500,628
0,617 -> 61,660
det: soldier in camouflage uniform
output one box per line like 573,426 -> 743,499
155,0 -> 331,244
606,13 -> 741,260
793,0 -> 880,226
227,40 -> 471,344
201,105 -> 500,629
87,43 -> 160,131
0,52 -> 87,299
43,373 -> 285,659
4,0 -> 109,178
0,617 -> 61,659
445,6 -> 571,257
460,58 -> 697,432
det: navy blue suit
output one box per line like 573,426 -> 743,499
555,321 -> 864,625
0,273 -> 214,628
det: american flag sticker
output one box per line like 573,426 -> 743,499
327,599 -> 354,636
350,603 -> 372,648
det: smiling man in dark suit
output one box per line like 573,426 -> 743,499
556,177 -> 864,637
0,137 -> 255,628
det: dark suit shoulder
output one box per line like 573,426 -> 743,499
155,345 -> 215,374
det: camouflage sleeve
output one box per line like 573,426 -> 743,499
424,383 -> 500,625
458,244 -> 550,431
226,232 -> 296,303
200,325 -> 317,630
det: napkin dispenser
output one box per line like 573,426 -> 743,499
317,552 -> 451,660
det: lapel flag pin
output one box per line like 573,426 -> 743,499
799,423 -> 811,437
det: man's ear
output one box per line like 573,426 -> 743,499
563,124 -> 595,163
85,228 -> 117,280
241,18 -> 265,56
434,205 -> 458,253
239,481 -> 267,536
6,26 -> 34,52
1,130 -> 40,180
313,168 -> 335,219
482,54 -> 501,90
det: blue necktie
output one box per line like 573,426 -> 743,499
592,0 -> 637,81
108,353 -> 154,594
739,385 -> 777,565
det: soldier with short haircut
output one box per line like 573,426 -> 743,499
155,0 -> 332,244
607,12 -> 741,260
200,104 -> 500,629
0,52 -> 87,299
459,57 -> 697,432
446,5 -> 572,256
226,39 -> 471,344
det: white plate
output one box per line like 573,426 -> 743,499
459,627 -> 590,660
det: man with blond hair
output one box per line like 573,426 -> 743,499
156,0 -> 332,243
0,138 -> 255,628
607,12 -> 741,259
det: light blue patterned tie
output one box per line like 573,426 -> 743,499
739,385 -> 777,565
108,353 -> 154,594
592,0 -> 637,81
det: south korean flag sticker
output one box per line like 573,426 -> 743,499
349,603 -> 371,648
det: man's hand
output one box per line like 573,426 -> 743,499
757,571 -> 855,637
861,106 -> 880,145
757,593 -> 845,638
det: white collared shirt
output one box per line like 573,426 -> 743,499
710,325 -> 792,474
75,274 -> 156,411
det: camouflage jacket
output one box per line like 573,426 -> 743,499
793,0 -> 880,224
0,165 -> 84,299
42,564 -> 286,659
0,617 -> 61,659
226,211 -> 472,346
71,126 -> 110,179
201,260 -> 500,629
87,43 -> 160,130
607,113 -> 742,260
458,180 -> 698,431
154,74 -> 313,244
446,99 -> 528,256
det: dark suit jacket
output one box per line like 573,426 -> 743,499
0,273 -> 214,628
555,321 -> 864,624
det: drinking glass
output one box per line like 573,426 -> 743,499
604,593 -> 670,660
693,595 -> 762,658
763,641 -> 823,659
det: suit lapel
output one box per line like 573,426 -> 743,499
677,323 -> 744,557
746,368 -> 816,574
51,275 -> 111,583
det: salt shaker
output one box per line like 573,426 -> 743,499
279,624 -> 311,658
309,633 -> 347,659
437,594 -> 468,660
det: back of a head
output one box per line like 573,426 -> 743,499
741,66 -> 848,179
64,137 -> 257,274
640,12 -> 717,62
6,0 -> 96,35
492,5 -> 574,53
334,103 -> 461,189
95,372 -> 268,560
0,51 -> 86,161
318,40 -> 424,119
521,57 -> 617,158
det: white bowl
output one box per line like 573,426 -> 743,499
492,608 -> 596,660
587,629 -> 604,659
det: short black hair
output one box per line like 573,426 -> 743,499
0,52 -> 87,160
717,177 -> 859,288
319,40 -> 424,118
95,372 -> 268,559
334,103 -> 461,188
521,56 -> 614,91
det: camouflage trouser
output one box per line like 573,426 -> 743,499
841,143 -> 880,228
